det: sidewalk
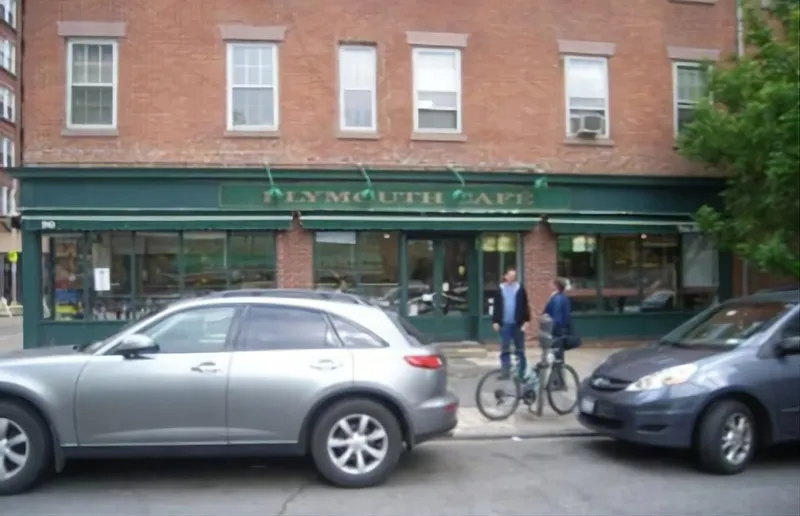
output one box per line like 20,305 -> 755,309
448,348 -> 622,439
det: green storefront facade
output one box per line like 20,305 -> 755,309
13,166 -> 730,349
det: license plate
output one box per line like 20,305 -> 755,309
580,396 -> 596,414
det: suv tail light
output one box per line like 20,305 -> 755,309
404,355 -> 444,370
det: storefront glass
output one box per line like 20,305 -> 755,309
556,232 -> 717,314
41,231 -> 276,322
313,231 -> 400,303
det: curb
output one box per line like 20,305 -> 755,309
437,429 -> 596,441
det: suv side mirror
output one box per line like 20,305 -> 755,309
776,335 -> 800,356
115,334 -> 159,358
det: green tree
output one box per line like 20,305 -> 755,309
678,0 -> 800,279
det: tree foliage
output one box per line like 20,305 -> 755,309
677,0 -> 800,279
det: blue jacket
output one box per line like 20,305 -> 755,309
544,292 -> 572,335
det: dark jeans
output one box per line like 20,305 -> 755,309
499,323 -> 527,375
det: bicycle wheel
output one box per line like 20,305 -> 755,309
546,363 -> 580,415
475,368 -> 521,421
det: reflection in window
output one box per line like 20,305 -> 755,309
406,238 -> 434,316
481,233 -> 519,316
49,234 -> 86,320
229,232 -> 275,289
183,232 -> 228,295
313,231 -> 400,301
140,306 -> 236,354
557,235 -> 598,313
600,235 -> 640,313
135,233 -> 180,317
639,235 -> 679,312
88,232 -> 134,320
680,233 -> 718,310
314,231 -> 357,292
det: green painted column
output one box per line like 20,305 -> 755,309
21,230 -> 42,349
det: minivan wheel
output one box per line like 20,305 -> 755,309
696,399 -> 756,475
0,401 -> 52,496
310,398 -> 403,488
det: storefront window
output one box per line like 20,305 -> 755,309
135,233 -> 180,317
314,231 -> 400,302
406,238 -> 434,316
49,234 -> 87,321
229,232 -> 276,289
40,230 -> 277,322
640,235 -> 679,312
481,233 -> 520,315
600,235 -> 641,313
183,232 -> 227,295
556,235 -> 599,313
88,232 -> 134,320
680,233 -> 718,309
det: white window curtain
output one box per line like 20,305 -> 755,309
567,58 -> 607,110
339,46 -> 376,130
414,49 -> 460,131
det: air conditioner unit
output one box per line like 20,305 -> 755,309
575,114 -> 605,138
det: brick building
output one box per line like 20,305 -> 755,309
14,0 -> 743,349
0,0 -> 18,302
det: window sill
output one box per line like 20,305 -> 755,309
562,137 -> 614,147
62,128 -> 119,137
224,130 -> 280,139
411,132 -> 467,142
337,130 -> 380,140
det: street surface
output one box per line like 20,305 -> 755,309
3,437 -> 799,516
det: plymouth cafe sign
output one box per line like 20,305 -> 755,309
218,182 -> 561,213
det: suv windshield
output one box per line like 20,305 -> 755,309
662,300 -> 797,348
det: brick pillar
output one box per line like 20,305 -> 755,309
276,214 -> 314,288
523,222 -> 557,340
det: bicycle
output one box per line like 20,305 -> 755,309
475,320 -> 581,421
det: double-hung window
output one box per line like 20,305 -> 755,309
1,137 -> 13,167
673,62 -> 706,135
413,48 -> 461,133
0,0 -> 15,29
66,39 -> 118,128
564,56 -> 609,137
338,45 -> 377,132
227,43 -> 279,131
0,39 -> 14,75
0,86 -> 13,122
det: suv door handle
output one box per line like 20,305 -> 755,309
310,359 -> 342,371
191,362 -> 222,374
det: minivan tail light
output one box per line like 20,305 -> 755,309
404,355 -> 443,370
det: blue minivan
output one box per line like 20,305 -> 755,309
578,288 -> 800,474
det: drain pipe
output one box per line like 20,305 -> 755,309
736,0 -> 745,58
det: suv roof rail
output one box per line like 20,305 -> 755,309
206,288 -> 372,305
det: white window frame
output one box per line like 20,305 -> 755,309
65,38 -> 119,130
0,39 -> 14,75
338,45 -> 377,132
1,137 -> 13,167
0,87 -> 13,122
672,61 -> 705,137
563,55 -> 610,138
412,47 -> 462,134
0,0 -> 15,29
226,42 -> 279,132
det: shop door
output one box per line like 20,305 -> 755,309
404,235 -> 479,342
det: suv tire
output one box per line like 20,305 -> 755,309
0,401 -> 52,496
310,398 -> 403,488
696,399 -> 756,475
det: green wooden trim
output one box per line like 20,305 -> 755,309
399,233 -> 408,317
22,215 -> 293,231
301,215 -> 540,231
549,216 -> 693,235
11,166 -> 726,188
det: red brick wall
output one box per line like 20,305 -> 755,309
23,0 -> 735,176
276,215 -> 313,288
523,223 -> 557,338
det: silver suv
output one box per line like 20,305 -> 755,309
0,291 -> 459,495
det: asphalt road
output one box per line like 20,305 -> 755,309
4,437 -> 799,516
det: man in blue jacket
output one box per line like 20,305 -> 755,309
491,267 -> 531,379
543,277 -> 572,361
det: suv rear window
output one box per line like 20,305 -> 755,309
387,311 -> 433,346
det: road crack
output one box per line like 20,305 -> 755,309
274,481 -> 311,516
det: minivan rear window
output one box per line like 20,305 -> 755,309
387,311 -> 433,346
